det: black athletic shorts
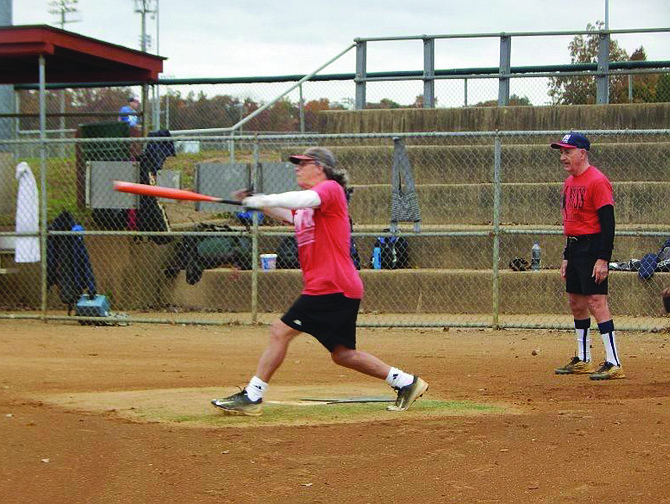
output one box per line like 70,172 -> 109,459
565,234 -> 608,296
281,293 -> 360,352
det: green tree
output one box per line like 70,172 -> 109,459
474,94 -> 532,107
655,73 -> 670,102
626,47 -> 657,103
366,98 -> 401,109
548,21 -> 639,105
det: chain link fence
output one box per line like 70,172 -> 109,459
6,65 -> 669,144
1,129 -> 669,330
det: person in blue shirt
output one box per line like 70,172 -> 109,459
119,96 -> 140,127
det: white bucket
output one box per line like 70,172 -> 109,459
260,253 -> 277,271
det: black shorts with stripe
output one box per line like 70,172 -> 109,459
565,234 -> 608,296
281,293 -> 360,352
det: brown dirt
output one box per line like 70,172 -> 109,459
1,320 -> 670,504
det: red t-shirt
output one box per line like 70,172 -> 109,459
562,165 -> 614,236
293,180 -> 364,299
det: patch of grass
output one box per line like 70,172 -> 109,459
149,399 -> 502,428
3,146 -> 290,228
39,387 -> 508,430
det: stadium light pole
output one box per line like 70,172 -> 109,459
48,0 -> 80,155
134,0 -> 161,130
134,0 -> 159,132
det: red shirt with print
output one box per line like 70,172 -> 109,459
562,165 -> 614,236
293,180 -> 363,299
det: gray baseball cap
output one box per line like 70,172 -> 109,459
288,147 -> 336,169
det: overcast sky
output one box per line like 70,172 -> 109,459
11,0 -> 670,79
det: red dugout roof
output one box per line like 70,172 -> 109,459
0,25 -> 165,84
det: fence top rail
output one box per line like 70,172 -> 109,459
354,27 -> 670,42
13,61 -> 670,90
1,129 -> 668,145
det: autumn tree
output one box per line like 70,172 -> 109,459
302,98 -> 332,131
547,21 -> 653,105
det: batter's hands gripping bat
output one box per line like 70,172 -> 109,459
113,181 -> 243,206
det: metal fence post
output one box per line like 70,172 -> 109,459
355,40 -> 367,110
464,78 -> 468,107
498,35 -> 511,106
228,133 -> 235,163
14,90 -> 19,145
250,138 -> 259,324
152,83 -> 161,130
141,83 -> 149,137
58,89 -> 66,158
164,90 -> 170,129
299,83 -> 305,133
597,31 -> 610,104
492,133 -> 502,329
423,37 -> 435,108
38,55 -> 48,320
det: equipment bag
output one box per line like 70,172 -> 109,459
390,137 -> 421,232
370,233 -> 409,270
164,223 -> 252,285
637,238 -> 670,280
276,236 -> 300,269
276,235 -> 361,270
194,224 -> 251,270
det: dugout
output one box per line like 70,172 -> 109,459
0,24 -> 165,308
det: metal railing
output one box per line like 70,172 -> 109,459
5,27 -> 670,140
353,27 -> 670,108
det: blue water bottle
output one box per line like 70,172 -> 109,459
372,246 -> 382,269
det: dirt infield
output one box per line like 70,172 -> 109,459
1,320 -> 669,504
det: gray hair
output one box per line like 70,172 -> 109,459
302,147 -> 350,189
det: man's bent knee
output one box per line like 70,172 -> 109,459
331,346 -> 356,367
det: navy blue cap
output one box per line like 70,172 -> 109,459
551,132 -> 590,151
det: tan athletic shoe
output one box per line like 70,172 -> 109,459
554,356 -> 595,375
589,362 -> 626,380
387,376 -> 428,411
211,389 -> 263,416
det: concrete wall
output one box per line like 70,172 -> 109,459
4,233 -> 667,316
163,268 -> 668,317
287,142 -> 670,186
318,103 -> 670,134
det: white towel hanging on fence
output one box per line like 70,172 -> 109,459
15,162 -> 41,263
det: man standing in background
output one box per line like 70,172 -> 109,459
119,96 -> 140,128
552,132 -> 624,380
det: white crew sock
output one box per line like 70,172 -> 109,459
245,376 -> 268,402
386,367 -> 414,389
575,327 -> 591,362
